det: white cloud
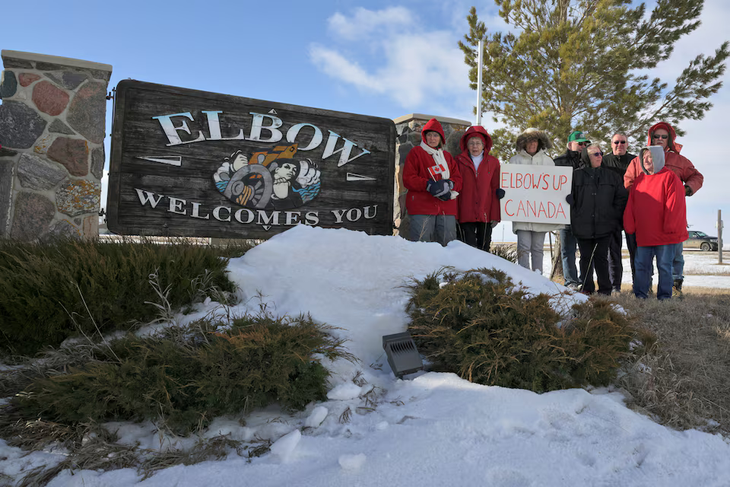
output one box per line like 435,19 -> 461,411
327,6 -> 414,41
309,47 -> 381,90
311,31 -> 470,109
311,7 -> 472,114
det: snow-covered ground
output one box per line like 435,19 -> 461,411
2,226 -> 730,486
538,245 -> 730,289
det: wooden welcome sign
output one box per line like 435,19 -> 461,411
107,80 -> 396,238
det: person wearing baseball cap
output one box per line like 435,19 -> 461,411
553,130 -> 590,290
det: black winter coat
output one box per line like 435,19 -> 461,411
570,151 -> 628,239
602,152 -> 636,178
553,149 -> 583,170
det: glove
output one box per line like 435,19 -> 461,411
496,188 -> 505,199
685,185 -> 693,197
490,220 -> 499,228
566,194 -> 574,205
427,179 -> 450,200
443,179 -> 455,190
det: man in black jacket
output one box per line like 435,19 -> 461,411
553,131 -> 589,289
570,145 -> 628,295
602,132 -> 637,293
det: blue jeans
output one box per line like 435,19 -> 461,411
673,241 -> 684,281
560,228 -> 579,286
635,245 -> 675,300
627,233 -> 653,294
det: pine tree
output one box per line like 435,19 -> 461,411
458,0 -> 729,161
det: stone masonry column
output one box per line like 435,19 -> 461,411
392,113 -> 471,238
0,50 -> 112,240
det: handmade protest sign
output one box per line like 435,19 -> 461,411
499,165 -> 573,225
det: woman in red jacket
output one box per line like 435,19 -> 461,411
455,126 -> 501,252
403,118 -> 462,245
623,147 -> 687,300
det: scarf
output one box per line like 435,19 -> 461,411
420,141 -> 450,180
419,141 -> 459,200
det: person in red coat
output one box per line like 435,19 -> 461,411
623,147 -> 687,300
624,122 -> 702,294
403,118 -> 462,245
455,126 -> 501,252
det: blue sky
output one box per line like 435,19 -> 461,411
2,0 -> 729,240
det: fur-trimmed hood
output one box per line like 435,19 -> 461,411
515,128 -> 552,153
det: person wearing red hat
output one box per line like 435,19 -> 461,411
403,118 -> 463,245
624,122 -> 703,295
455,126 -> 501,252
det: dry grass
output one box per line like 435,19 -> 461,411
606,291 -> 730,434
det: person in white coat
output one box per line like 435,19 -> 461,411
504,128 -> 564,274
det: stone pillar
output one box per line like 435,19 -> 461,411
392,113 -> 471,238
0,50 -> 112,240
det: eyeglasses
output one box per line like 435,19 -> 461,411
576,142 -> 588,146
613,140 -> 627,145
590,152 -> 603,157
652,134 -> 669,140
467,140 -> 484,146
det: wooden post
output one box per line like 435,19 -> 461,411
719,209 -> 723,265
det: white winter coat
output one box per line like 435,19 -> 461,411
505,149 -> 565,233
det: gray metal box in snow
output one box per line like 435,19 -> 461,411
382,332 -> 423,378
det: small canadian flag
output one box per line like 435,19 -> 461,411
428,161 -> 448,179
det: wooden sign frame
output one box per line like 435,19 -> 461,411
108,80 -> 396,238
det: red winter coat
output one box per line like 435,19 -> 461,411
624,122 -> 703,195
403,118 -> 462,216
455,126 -> 501,223
623,167 -> 688,247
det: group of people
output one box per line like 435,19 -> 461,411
402,118 -> 703,300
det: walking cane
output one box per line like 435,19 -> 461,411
581,242 -> 599,291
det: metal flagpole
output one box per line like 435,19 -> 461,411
476,39 -> 483,126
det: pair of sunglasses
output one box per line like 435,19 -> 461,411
652,134 -> 669,140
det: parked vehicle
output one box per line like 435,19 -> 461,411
684,230 -> 719,251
